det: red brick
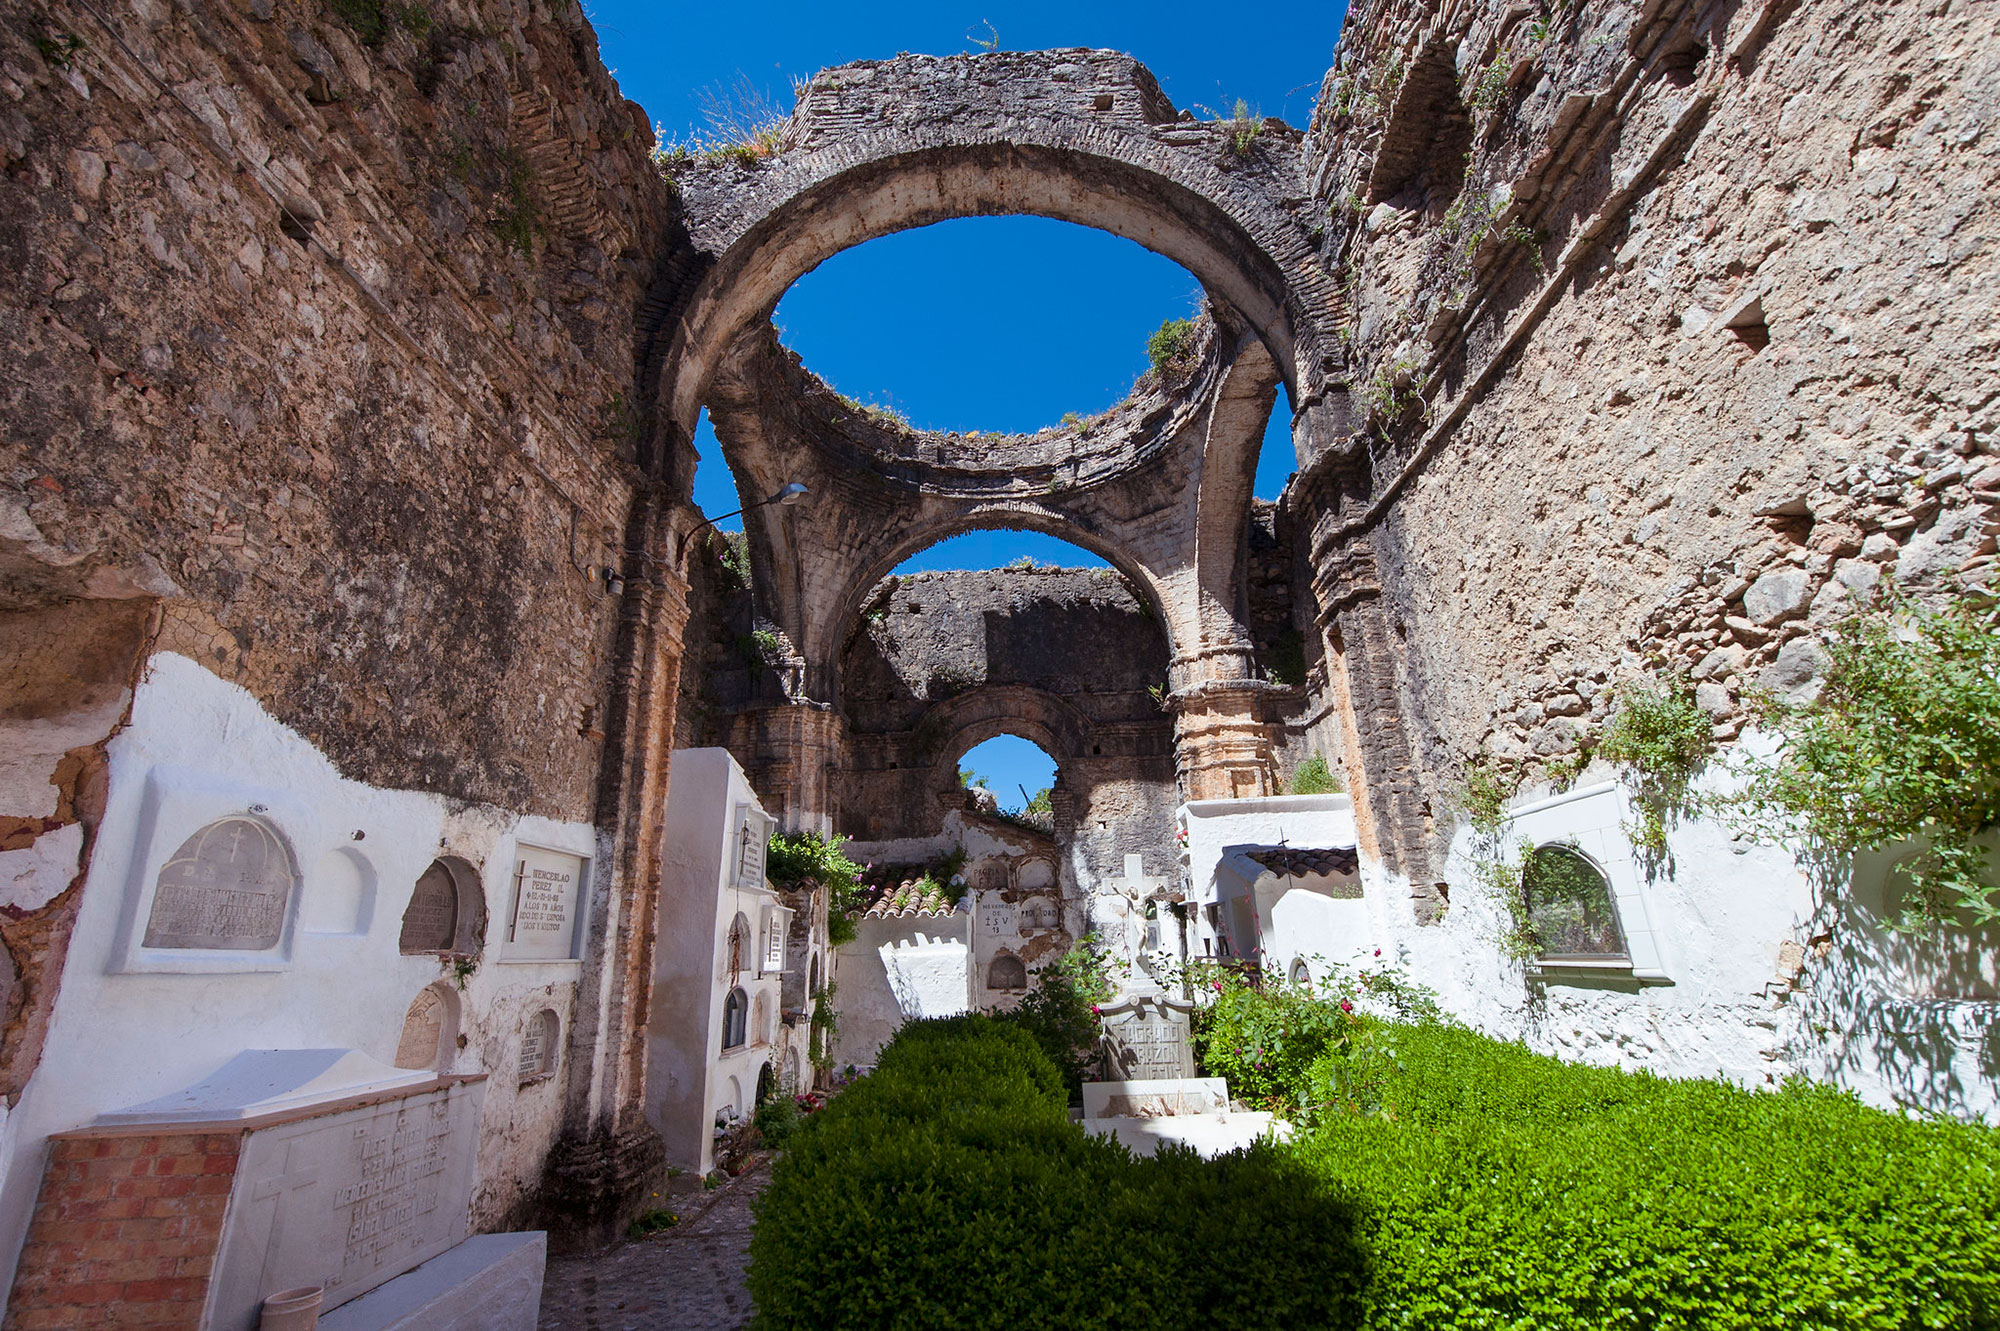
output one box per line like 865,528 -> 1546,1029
119,1276 -> 203,1302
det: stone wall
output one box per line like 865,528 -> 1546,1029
0,0 -> 679,1276
1305,0 -> 1997,818
836,567 -> 1178,897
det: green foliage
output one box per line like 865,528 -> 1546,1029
1461,760 -> 1514,840
1023,786 -> 1053,818
807,982 -> 837,1074
1225,98 -> 1262,157
35,31 -> 83,70
626,1207 -> 677,1238
753,1093 -> 803,1147
1290,1024 -> 2000,1329
1466,50 -> 1512,114
1288,753 -> 1343,795
1600,672 -> 1712,860
1001,938 -> 1114,1097
766,831 -> 866,947
1146,317 -> 1199,379
957,765 -> 985,790
1738,585 -> 2000,923
1359,354 -> 1421,421
490,150 -> 540,259
714,529 -> 750,591
747,1017 -> 1365,1330
965,19 -> 1000,52
1191,960 -> 1442,1114
328,0 -> 430,47
1502,220 -> 1549,274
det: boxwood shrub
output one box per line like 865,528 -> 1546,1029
747,1015 -> 1364,1330
1299,1024 -> 2000,1330
754,1004 -> 2000,1329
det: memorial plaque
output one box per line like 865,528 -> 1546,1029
506,846 -> 583,960
394,989 -> 448,1071
517,1009 -> 558,1083
398,861 -> 460,954
208,1080 -> 486,1329
982,901 -> 1018,937
142,816 -> 294,951
1098,992 -> 1197,1081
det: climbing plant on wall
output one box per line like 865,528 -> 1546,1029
768,831 -> 867,946
1598,672 -> 1713,863
1736,583 -> 2000,924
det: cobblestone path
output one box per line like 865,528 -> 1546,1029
538,1159 -> 770,1331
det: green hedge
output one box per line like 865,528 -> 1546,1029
752,1012 -> 2000,1329
747,1016 -> 1364,1330
1297,1024 -> 2000,1330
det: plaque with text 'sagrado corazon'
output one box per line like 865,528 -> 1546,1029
1097,992 -> 1197,1081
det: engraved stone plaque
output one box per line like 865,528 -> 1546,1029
982,901 -> 1018,937
208,1080 -> 485,1328
394,989 -> 448,1071
1098,992 -> 1197,1081
518,1009 -> 558,1083
142,816 -> 294,951
506,846 -> 583,960
398,861 -> 460,954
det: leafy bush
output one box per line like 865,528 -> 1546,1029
1599,672 -> 1712,857
1739,585 -> 2000,923
748,1017 -> 1364,1330
752,1093 -> 804,1147
1191,960 -> 1441,1113
767,831 -> 866,946
1293,1025 -> 2000,1330
1000,937 -> 1118,1097
1289,753 -> 1343,795
1146,317 -> 1199,378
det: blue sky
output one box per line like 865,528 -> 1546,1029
591,1 -> 1346,800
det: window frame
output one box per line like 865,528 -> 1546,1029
1501,782 -> 1671,984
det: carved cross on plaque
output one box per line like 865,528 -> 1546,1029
251,1141 -> 324,1297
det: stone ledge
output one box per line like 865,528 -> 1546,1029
319,1231 -> 546,1331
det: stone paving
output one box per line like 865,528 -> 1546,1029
538,1160 -> 771,1331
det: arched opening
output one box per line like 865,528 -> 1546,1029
986,954 -> 1028,991
1523,844 -> 1628,961
727,912 -> 752,983
955,734 -> 1058,822
721,987 -> 749,1052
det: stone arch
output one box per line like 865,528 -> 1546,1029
721,987 -> 749,1052
653,53 -> 1337,464
826,517 -> 1174,696
922,688 -> 1092,789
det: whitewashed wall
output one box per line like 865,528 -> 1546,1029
1180,763 -> 1999,1119
0,653 -> 592,1293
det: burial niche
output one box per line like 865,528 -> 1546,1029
722,987 -> 749,1051
518,1008 -> 559,1084
142,815 -> 296,951
1523,844 -> 1628,960
393,984 -> 459,1072
398,856 -> 485,955
987,954 -> 1028,991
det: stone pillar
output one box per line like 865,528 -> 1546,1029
1309,535 -> 1443,920
718,700 -> 844,833
1169,680 -> 1286,801
541,489 -> 687,1249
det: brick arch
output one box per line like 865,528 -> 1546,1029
651,51 -> 1338,470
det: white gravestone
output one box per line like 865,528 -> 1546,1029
208,1078 -> 486,1328
1097,991 -> 1197,1081
505,846 -> 584,960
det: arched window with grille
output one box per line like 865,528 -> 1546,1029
1524,844 -> 1628,961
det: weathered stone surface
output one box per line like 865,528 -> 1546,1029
1760,638 -> 1832,705
1743,570 -> 1813,626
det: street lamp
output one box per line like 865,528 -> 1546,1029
678,481 -> 810,561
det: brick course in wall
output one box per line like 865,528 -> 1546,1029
6,1132 -> 240,1330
